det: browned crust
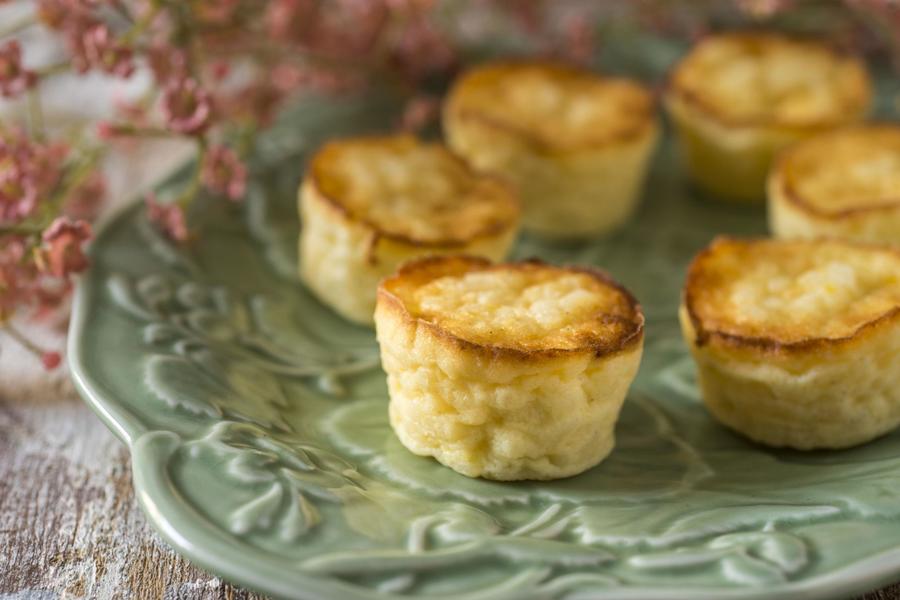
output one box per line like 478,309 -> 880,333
377,255 -> 645,361
445,59 -> 657,153
772,124 -> 900,219
304,134 -> 520,250
683,236 -> 900,355
665,31 -> 871,131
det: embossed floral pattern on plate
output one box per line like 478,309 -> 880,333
70,84 -> 900,599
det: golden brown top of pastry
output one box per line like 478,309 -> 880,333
669,32 -> 870,129
684,238 -> 900,350
445,60 -> 656,152
774,125 -> 900,216
378,255 -> 644,358
308,135 -> 519,245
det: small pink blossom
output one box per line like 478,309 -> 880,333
113,97 -> 150,126
145,194 -> 189,242
0,157 -> 37,223
0,236 -> 33,322
389,15 -> 456,79
0,41 -> 36,98
202,146 -> 247,201
41,350 -> 62,369
64,172 -> 106,221
40,217 -> 92,277
223,82 -> 284,127
737,0 -> 793,17
208,60 -> 231,82
72,23 -> 136,77
0,132 -> 66,224
96,120 -> 118,140
148,43 -> 190,84
37,0 -> 91,30
561,15 -> 596,65
399,95 -> 439,131
194,0 -> 241,24
308,0 -> 388,57
161,78 -> 213,135
265,0 -> 317,43
271,63 -> 307,92
385,0 -> 436,10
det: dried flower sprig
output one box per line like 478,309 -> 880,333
0,0 -> 898,369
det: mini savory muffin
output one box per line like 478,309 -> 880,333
443,60 -> 658,238
769,125 -> 900,245
299,135 -> 520,325
665,32 -> 871,202
375,255 -> 645,481
680,237 -> 900,450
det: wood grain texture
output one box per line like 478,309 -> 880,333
0,341 -> 897,599
0,362 -> 266,600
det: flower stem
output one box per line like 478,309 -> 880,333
36,61 -> 71,78
0,224 -> 43,236
0,13 -> 36,39
27,88 -> 45,142
4,322 -> 47,358
177,138 -> 207,208
122,3 -> 160,44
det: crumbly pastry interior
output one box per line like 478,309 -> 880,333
406,268 -> 636,351
670,33 -> 870,127
311,135 -> 518,243
779,127 -> 900,213
448,61 -> 655,151
376,257 -> 643,480
688,238 -> 900,343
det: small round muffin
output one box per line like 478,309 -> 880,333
375,255 -> 645,481
665,32 -> 871,202
299,135 -> 520,325
680,237 -> 900,450
769,125 -> 900,245
443,60 -> 658,238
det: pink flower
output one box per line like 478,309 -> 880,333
271,63 -> 306,92
64,171 -> 106,221
208,60 -> 231,82
737,0 -> 793,17
145,194 -> 189,242
0,235 -> 33,322
222,82 -> 284,127
389,15 -> 456,79
193,0 -> 241,24
399,95 -> 438,131
40,217 -> 92,277
72,23 -> 136,77
561,15 -> 596,65
0,156 -> 37,223
307,0 -> 388,57
202,146 -> 246,201
96,120 -> 118,140
41,351 -> 62,369
147,43 -> 189,84
0,41 -> 36,98
265,0 -> 317,43
37,0 -> 91,30
161,78 -> 213,135
0,132 -> 65,224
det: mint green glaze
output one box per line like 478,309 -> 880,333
70,44 -> 900,599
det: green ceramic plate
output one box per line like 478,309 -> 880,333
71,51 -> 900,599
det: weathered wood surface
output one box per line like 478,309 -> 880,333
1,357 -> 899,599
0,344 -> 266,600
